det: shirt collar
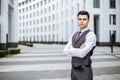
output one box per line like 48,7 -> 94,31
80,27 -> 89,33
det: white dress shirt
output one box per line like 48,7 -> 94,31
63,28 -> 97,58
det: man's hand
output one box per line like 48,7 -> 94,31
80,43 -> 86,49
68,45 -> 73,49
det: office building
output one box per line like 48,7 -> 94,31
18,0 -> 120,46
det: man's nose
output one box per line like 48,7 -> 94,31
80,20 -> 84,22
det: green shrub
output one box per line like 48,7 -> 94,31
8,48 -> 21,54
25,43 -> 33,47
0,48 -> 21,58
19,41 -> 33,47
0,50 -> 6,57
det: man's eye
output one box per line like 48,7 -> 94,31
83,19 -> 87,20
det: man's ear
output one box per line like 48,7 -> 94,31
88,19 -> 90,22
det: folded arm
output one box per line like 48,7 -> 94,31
63,32 -> 96,58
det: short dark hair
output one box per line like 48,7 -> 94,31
77,10 -> 90,19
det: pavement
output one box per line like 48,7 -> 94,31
0,44 -> 120,80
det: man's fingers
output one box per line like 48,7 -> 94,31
80,43 -> 86,49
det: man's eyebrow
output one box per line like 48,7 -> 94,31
78,18 -> 87,20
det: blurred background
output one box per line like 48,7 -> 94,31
0,0 -> 120,50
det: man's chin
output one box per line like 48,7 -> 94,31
80,27 -> 86,30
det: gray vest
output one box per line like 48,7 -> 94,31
72,29 -> 95,67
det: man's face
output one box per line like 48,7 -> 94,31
77,14 -> 89,30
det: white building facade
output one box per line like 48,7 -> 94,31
18,0 -> 120,46
0,0 -> 18,50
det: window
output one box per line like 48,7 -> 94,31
53,5 -> 55,11
26,14 -> 28,19
41,27 -> 43,32
37,11 -> 39,16
45,17 -> 47,22
19,10 -> 21,13
33,12 -> 35,17
44,0 -> 46,5
93,0 -> 100,8
26,29 -> 28,33
71,7 -> 74,15
19,30 -> 21,34
30,13 -> 32,18
37,3 -> 39,8
61,11 -> 63,18
45,8 -> 47,13
37,27 -> 39,32
23,8 -> 25,13
26,7 -> 28,12
53,24 -> 55,31
37,19 -> 39,24
110,14 -> 116,25
33,27 -> 35,33
33,20 -> 35,25
23,15 -> 25,19
49,25 -> 51,31
33,4 -> 35,9
23,29 -> 25,34
49,16 -> 51,21
53,14 -> 55,21
19,3 -> 21,6
40,1 -> 43,6
26,21 -> 28,26
30,21 -> 32,26
110,0 -> 116,8
41,10 -> 43,15
45,26 -> 46,32
30,6 -> 32,10
41,18 -> 43,23
22,2 -> 24,6
23,22 -> 25,27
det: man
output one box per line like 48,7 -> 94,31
63,10 -> 96,80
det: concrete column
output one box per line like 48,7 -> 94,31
8,0 -> 18,47
0,0 -> 8,49
0,0 -> 18,49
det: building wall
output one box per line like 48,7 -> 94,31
0,0 -> 18,49
18,0 -> 120,46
